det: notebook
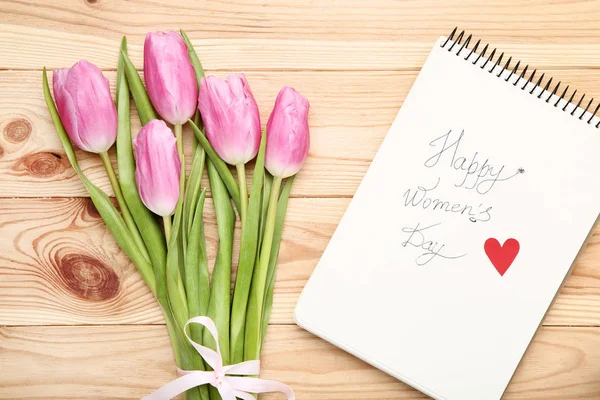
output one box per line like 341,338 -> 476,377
294,28 -> 600,400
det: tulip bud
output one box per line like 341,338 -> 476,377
265,86 -> 310,178
198,74 -> 261,165
52,60 -> 117,153
133,120 -> 181,216
144,31 -> 198,125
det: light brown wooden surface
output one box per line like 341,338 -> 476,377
2,197 -> 600,327
1,325 -> 599,400
1,1 -> 600,399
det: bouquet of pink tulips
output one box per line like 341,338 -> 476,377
42,31 -> 309,400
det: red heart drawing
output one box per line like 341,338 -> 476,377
484,238 -> 520,276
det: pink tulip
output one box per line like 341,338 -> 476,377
265,86 -> 310,178
133,120 -> 181,216
144,31 -> 198,125
198,74 -> 261,165
52,60 -> 117,153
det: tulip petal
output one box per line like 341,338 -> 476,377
144,31 -> 198,124
52,60 -> 117,154
265,86 -> 310,178
134,120 -> 181,217
198,74 -> 261,165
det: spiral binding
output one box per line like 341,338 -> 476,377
441,27 -> 600,128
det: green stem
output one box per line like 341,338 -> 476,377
229,132 -> 267,364
204,161 -> 235,363
174,123 -> 185,191
261,176 -> 294,349
185,189 -> 209,322
205,161 -> 235,400
174,123 -> 187,254
163,216 -> 172,245
237,163 -> 248,227
99,151 -> 150,263
184,142 -> 205,238
244,176 -> 282,361
189,120 -> 241,214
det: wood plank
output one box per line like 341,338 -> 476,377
3,0 -> 600,70
0,324 -> 598,399
3,69 -> 600,198
0,69 -> 394,198
1,198 -> 599,327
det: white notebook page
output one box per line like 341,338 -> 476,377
295,36 -> 600,400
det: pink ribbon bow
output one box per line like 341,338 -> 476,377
143,316 -> 295,400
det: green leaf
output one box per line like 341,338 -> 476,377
259,172 -> 273,250
244,175 -> 282,362
184,145 -> 206,238
203,161 -> 235,365
181,30 -> 205,161
116,38 -> 169,305
116,38 -> 126,108
185,189 -> 210,330
204,160 -> 235,400
192,111 -> 200,157
173,123 -> 187,261
166,202 -> 190,332
42,67 -> 156,296
180,29 -> 205,86
183,188 -> 211,400
189,119 -> 241,213
99,152 -> 150,264
261,176 -> 294,348
229,131 -> 266,363
120,50 -> 157,125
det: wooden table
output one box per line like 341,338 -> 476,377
1,1 -> 600,399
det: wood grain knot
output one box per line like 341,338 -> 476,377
18,151 -> 65,178
0,145 -> 4,158
56,253 -> 120,301
85,198 -> 101,219
85,0 -> 98,4
4,118 -> 32,144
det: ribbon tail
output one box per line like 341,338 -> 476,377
142,371 -> 213,400
232,390 -> 257,400
226,377 -> 295,400
216,381 -> 237,400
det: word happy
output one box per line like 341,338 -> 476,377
424,129 -> 523,195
